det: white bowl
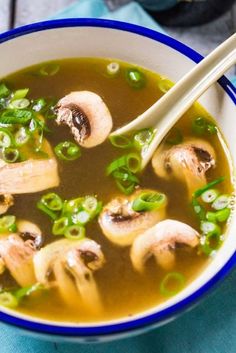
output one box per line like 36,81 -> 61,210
0,19 -> 235,343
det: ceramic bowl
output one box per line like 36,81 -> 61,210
0,19 -> 235,343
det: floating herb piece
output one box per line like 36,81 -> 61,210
192,116 -> 217,136
132,191 -> 167,212
0,83 -> 10,98
160,272 -> 185,297
0,215 -> 17,233
126,68 -> 146,89
106,62 -> 120,76
38,63 -> 60,77
55,141 -> 81,161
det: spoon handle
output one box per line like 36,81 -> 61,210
111,33 -> 236,169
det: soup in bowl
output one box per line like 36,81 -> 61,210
0,19 -> 235,341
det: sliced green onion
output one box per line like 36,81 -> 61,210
54,141 -> 81,161
9,98 -> 30,109
160,272 -> 185,297
0,109 -> 32,125
193,177 -> 225,198
112,169 -> 139,183
82,196 -> 98,215
52,217 -> 69,236
65,225 -> 85,240
200,230 -> 222,256
132,191 -> 166,212
212,194 -> 230,210
192,198 -> 206,220
166,128 -> 183,145
192,116 -> 217,136
192,117 -> 207,135
32,98 -> 46,112
41,193 -> 63,211
106,155 -> 127,175
0,292 -> 18,308
2,147 -> 19,163
37,201 -> 57,220
0,129 -> 12,148
115,179 -> 136,195
215,208 -> 231,222
28,118 -> 38,132
33,128 -> 44,152
62,198 -> 83,215
0,215 -> 16,233
157,78 -> 174,93
0,83 -> 10,98
109,135 -> 132,149
201,189 -> 219,203
106,62 -> 120,76
126,68 -> 146,89
14,127 -> 30,146
133,128 -> 154,150
72,211 -> 90,225
12,88 -> 29,100
207,123 -> 217,135
206,211 -> 217,223
14,283 -> 44,301
200,221 -> 221,236
39,63 -> 60,76
124,153 -> 141,173
107,153 -> 141,195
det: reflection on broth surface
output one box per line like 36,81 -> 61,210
0,58 -> 233,322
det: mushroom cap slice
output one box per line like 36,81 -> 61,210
130,219 -> 199,272
33,238 -> 105,313
0,233 -> 36,286
0,140 -> 59,194
17,219 -> 44,250
99,189 -> 167,246
152,138 -> 216,198
0,194 -> 14,215
56,91 -> 113,148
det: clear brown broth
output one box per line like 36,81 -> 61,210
1,58 -> 233,322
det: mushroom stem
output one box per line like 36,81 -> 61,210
53,261 -> 79,307
68,250 -> 103,314
0,234 -> 36,286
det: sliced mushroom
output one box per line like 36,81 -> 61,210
0,233 -> 36,286
56,91 -> 113,148
0,140 -> 59,194
33,238 -> 105,313
99,190 -> 167,246
0,194 -> 14,215
152,138 -> 216,198
17,220 -> 43,250
130,219 -> 199,272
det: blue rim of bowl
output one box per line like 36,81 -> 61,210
0,18 -> 235,337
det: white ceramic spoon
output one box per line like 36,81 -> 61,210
110,33 -> 236,169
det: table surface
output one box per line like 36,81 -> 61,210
0,1 -> 236,352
